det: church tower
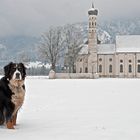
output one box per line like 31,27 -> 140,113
87,3 -> 98,74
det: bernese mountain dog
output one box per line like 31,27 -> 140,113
0,62 -> 26,129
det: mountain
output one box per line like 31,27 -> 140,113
0,36 -> 39,67
0,18 -> 139,68
73,18 -> 140,43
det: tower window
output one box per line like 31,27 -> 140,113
120,64 -> 123,73
99,65 -> 102,73
120,60 -> 123,63
109,65 -> 112,73
138,60 -> 140,63
129,65 -> 132,73
109,58 -> 112,62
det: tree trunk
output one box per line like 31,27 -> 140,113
51,63 -> 56,71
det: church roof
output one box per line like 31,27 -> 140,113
78,44 -> 88,55
116,35 -> 140,53
78,44 -> 115,55
78,35 -> 140,55
97,44 -> 115,54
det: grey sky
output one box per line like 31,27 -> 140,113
0,0 -> 139,37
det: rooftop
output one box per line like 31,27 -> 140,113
116,35 -> 140,53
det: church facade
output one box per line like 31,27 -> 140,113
76,5 -> 140,78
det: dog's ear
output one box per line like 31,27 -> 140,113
19,63 -> 26,77
4,62 -> 13,78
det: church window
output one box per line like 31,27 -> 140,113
109,58 -> 112,62
129,65 -> 132,73
138,65 -> 140,73
80,68 -> 82,73
99,65 -> 102,73
80,59 -> 82,62
109,65 -> 112,73
99,58 -> 102,61
120,64 -> 123,73
120,60 -> 123,63
138,60 -> 140,63
85,67 -> 88,73
129,60 -> 132,63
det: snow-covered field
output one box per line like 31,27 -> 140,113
1,78 -> 140,140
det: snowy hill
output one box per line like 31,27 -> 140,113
73,18 -> 140,43
0,18 -> 139,67
1,78 -> 140,140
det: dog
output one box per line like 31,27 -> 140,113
0,62 -> 26,129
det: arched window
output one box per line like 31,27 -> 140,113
109,65 -> 112,73
80,68 -> 82,73
99,58 -> 102,61
95,22 -> 96,26
129,65 -> 132,73
99,65 -> 102,73
138,65 -> 140,73
129,60 -> 132,63
85,67 -> 88,73
120,64 -> 123,73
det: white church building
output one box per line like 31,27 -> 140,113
76,4 -> 140,78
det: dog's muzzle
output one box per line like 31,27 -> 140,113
13,70 -> 22,80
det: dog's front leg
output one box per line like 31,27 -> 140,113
13,112 -> 18,126
6,119 -> 15,129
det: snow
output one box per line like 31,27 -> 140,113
116,35 -> 140,52
1,78 -> 140,140
26,61 -> 51,69
97,44 -> 115,54
78,44 -> 115,55
79,44 -> 88,54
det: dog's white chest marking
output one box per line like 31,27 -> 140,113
9,84 -> 25,114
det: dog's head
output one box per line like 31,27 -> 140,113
4,62 -> 26,86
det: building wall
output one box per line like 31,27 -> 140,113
115,53 -> 140,78
76,53 -> 140,78
97,54 -> 115,77
76,55 -> 88,73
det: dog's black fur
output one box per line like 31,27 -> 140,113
0,62 -> 26,129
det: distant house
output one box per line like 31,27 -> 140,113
75,4 -> 140,78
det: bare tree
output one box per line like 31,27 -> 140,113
39,26 -> 64,71
64,24 -> 83,73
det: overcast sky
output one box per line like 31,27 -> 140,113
0,0 -> 139,37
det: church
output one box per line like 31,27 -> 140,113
75,4 -> 140,78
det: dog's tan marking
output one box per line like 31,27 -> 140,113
9,80 -> 25,116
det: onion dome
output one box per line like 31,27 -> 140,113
88,3 -> 98,15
